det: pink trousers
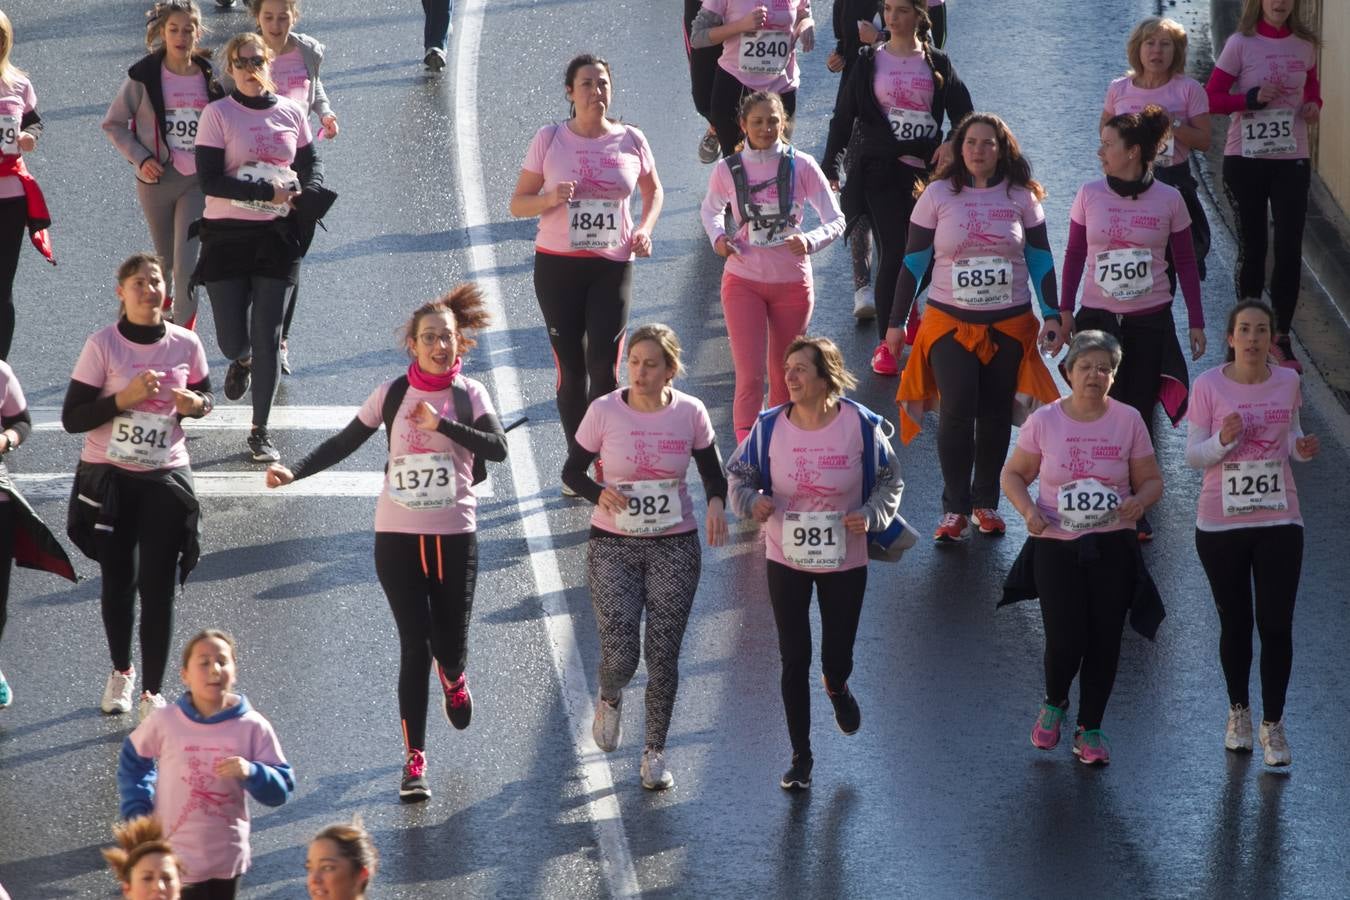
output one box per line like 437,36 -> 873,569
721,271 -> 814,441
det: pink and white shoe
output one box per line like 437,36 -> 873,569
1072,727 -> 1111,765
1030,702 -> 1065,750
871,343 -> 899,376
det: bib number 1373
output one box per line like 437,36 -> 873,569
782,510 -> 845,569
387,453 -> 456,510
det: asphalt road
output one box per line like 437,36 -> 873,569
2,0 -> 1349,897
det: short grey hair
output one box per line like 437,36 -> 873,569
1064,330 -> 1123,373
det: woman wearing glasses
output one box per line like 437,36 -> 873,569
266,286 -> 507,803
194,31 -> 321,462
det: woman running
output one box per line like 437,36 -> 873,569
267,285 -> 507,802
689,0 -> 816,157
821,0 -> 972,376
102,816 -> 183,900
307,819 -> 378,900
104,2 -> 224,331
63,253 -> 211,721
509,54 -> 662,488
562,323 -> 727,791
727,336 -> 904,790
1187,299 -> 1318,767
194,31 -> 322,462
1060,105 -> 1204,540
684,0 -> 723,163
700,90 -> 843,444
1102,17 -> 1212,291
1000,331 -> 1164,766
1206,0 -> 1321,372
889,112 -> 1061,543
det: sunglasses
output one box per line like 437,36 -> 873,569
232,55 -> 267,70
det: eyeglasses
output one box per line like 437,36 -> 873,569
417,332 -> 457,347
1072,363 -> 1115,377
232,55 -> 267,70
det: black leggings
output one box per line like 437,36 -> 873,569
532,252 -> 632,452
0,196 -> 27,360
181,877 -> 238,900
1195,525 -> 1302,722
97,473 -> 189,695
282,270 -> 300,343
929,325 -> 1022,513
929,3 -> 947,49
766,560 -> 867,758
683,0 -> 720,122
862,157 -> 925,341
1221,155 -> 1311,334
374,531 -> 477,751
205,275 -> 289,429
1074,305 -> 1174,441
1032,533 -> 1133,731
0,502 -> 13,644
709,67 -> 797,157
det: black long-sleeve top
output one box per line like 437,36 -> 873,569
195,91 -> 323,204
290,411 -> 507,481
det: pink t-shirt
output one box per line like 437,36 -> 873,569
912,180 -> 1044,313
1103,75 -> 1209,166
270,47 -> 311,108
1189,365 -> 1302,530
129,700 -> 288,883
702,0 -> 806,93
195,94 -> 313,221
764,405 -> 868,572
1016,398 -> 1154,541
161,66 -> 210,176
575,388 -> 716,537
872,46 -> 934,168
355,375 -> 495,535
71,323 -> 210,471
0,74 -> 37,200
1069,178 -> 1190,315
0,360 -> 25,506
1215,31 -> 1316,160
522,123 -> 655,263
700,144 -> 843,285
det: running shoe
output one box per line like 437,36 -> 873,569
279,339 -> 292,375
424,47 -> 447,72
697,128 -> 721,164
592,693 -> 622,752
823,676 -> 861,735
779,752 -> 813,791
248,427 -> 280,463
1271,336 -> 1303,374
0,668 -> 11,708
870,342 -> 898,376
1030,701 -> 1065,750
138,691 -> 167,722
436,662 -> 472,731
400,749 -> 431,802
971,508 -> 1006,536
1136,514 -> 1154,543
1071,727 -> 1111,765
223,359 -> 251,401
853,286 -> 876,320
101,668 -> 136,715
1225,703 -> 1253,753
1260,719 -> 1291,767
640,748 -> 674,791
934,512 -> 971,544
215,0 -> 236,6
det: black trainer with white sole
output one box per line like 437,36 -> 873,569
780,753 -> 813,791
247,427 -> 280,463
223,359 -> 251,401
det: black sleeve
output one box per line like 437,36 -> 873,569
289,417 -> 379,481
20,109 -> 42,140
890,224 -> 935,327
180,375 -> 214,419
693,442 -> 728,503
195,145 -> 274,201
1,408 -> 32,448
561,443 -> 604,505
821,65 -> 861,181
831,0 -> 844,53
62,380 -> 122,433
293,141 -> 323,191
940,58 -> 974,137
435,412 -> 507,462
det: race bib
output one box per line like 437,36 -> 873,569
887,107 -> 939,142
1056,478 -> 1122,532
1221,459 -> 1287,516
612,479 -> 683,535
739,30 -> 791,75
1156,135 -> 1176,168
951,256 -> 1013,306
387,453 -> 457,510
1240,108 -> 1296,158
164,108 -> 200,153
568,199 -> 622,251
1093,248 -> 1152,300
0,113 -> 19,155
748,213 -> 798,248
230,161 -> 299,217
781,510 -> 846,569
106,410 -> 176,469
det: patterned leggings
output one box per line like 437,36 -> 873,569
587,531 -> 702,750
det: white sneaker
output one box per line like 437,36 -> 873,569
101,669 -> 136,715
592,693 -> 622,752
1225,703 -> 1253,752
852,286 -> 876,320
640,748 -> 674,791
138,691 -> 167,722
1259,719 -> 1291,767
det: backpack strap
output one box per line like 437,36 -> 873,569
748,403 -> 790,496
381,375 -> 411,450
726,151 -> 753,224
775,144 -> 796,219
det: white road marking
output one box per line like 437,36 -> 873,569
12,471 -> 493,501
30,406 -> 360,431
453,2 -> 640,897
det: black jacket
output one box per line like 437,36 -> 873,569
127,50 -> 226,166
0,468 -> 76,582
67,462 -> 201,586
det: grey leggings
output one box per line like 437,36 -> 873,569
587,531 -> 702,750
136,166 -> 205,327
205,275 -> 288,428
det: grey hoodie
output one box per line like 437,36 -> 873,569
221,32 -> 333,121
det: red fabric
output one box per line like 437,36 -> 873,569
1205,67 -> 1248,116
0,154 -> 54,264
1304,65 -> 1322,107
1169,226 -> 1204,328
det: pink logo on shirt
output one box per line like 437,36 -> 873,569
1091,445 -> 1122,460
172,749 -> 240,832
1264,408 -> 1291,424
1130,215 -> 1161,230
1105,212 -> 1133,244
627,439 -> 674,479
1066,444 -> 1097,477
789,454 -> 832,497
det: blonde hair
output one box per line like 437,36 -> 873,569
784,336 -> 858,398
628,323 -> 685,381
1125,17 -> 1189,78
1237,0 -> 1319,45
146,1 -> 206,54
220,32 -> 277,93
102,816 -> 182,886
0,11 -> 26,86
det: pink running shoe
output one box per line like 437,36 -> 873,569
1030,702 -> 1065,750
436,661 -> 472,730
871,343 -> 899,376
1072,727 -> 1111,765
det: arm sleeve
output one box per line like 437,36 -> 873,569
889,227 -> 935,327
195,145 -> 274,202
1185,426 -> 1237,469
1304,65 -> 1322,107
561,443 -> 604,504
724,432 -> 767,519
1169,226 -> 1204,328
689,7 -> 726,49
1289,408 -> 1312,461
19,108 -> 42,142
939,60 -> 974,137
820,65 -> 860,181
62,380 -> 120,433
293,140 -> 322,191
243,760 -> 295,807
102,79 -> 151,167
1205,66 -> 1251,115
436,412 -> 508,461
700,163 -> 735,245
117,737 -> 158,820
181,375 -> 214,420
311,74 -> 333,120
861,426 -> 903,529
1024,222 -> 1059,320
1060,219 -> 1088,314
693,442 -> 728,503
800,158 -> 845,252
289,417 -> 378,480
1,409 -> 31,447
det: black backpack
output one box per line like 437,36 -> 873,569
380,375 -> 487,486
